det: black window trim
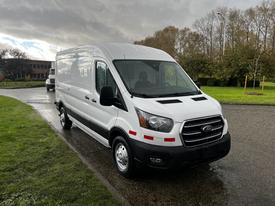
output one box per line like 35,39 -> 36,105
94,60 -> 128,112
95,60 -> 108,94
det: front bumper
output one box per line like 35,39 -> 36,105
46,84 -> 55,89
129,133 -> 231,169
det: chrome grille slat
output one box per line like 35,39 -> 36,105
184,132 -> 222,143
211,125 -> 223,131
182,131 -> 202,136
184,119 -> 222,128
181,115 -> 224,147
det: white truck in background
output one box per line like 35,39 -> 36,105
46,62 -> 56,92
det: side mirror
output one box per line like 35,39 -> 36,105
194,80 -> 201,89
100,86 -> 115,106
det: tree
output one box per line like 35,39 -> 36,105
134,0 -> 275,83
9,49 -> 27,59
194,11 -> 218,59
0,48 -> 28,80
268,1 -> 275,53
0,49 -> 8,59
178,54 -> 210,80
135,26 -> 179,58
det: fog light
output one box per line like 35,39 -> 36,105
149,157 -> 163,164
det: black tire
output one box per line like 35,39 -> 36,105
59,107 -> 72,130
46,87 -> 50,92
112,136 -> 135,178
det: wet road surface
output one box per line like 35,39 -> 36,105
0,87 -> 275,206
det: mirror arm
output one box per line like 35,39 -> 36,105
112,97 -> 122,107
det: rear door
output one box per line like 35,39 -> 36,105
65,51 -> 93,120
56,52 -> 73,106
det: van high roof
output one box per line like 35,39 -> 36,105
58,43 -> 174,62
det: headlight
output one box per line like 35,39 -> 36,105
135,108 -> 173,133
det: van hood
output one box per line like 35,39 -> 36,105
132,94 -> 222,123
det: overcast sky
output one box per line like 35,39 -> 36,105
0,0 -> 262,60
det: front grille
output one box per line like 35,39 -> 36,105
181,115 -> 224,147
50,79 -> 55,84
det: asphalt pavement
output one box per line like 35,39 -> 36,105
0,87 -> 274,206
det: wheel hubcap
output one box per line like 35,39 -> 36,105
115,143 -> 129,172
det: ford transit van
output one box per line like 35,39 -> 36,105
55,43 -> 230,177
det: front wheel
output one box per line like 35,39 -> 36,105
112,136 -> 135,178
59,107 -> 72,130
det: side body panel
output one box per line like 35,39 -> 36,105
56,48 -> 119,146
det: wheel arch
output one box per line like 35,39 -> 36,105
56,100 -> 64,111
109,127 -> 130,148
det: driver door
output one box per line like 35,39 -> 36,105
89,59 -> 119,138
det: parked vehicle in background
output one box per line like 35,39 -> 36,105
46,63 -> 55,91
55,43 -> 231,177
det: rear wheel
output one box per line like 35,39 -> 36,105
59,107 -> 72,130
46,86 -> 50,92
112,136 -> 135,178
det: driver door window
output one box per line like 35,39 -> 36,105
96,61 -> 117,96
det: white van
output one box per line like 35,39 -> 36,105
46,63 -> 56,91
55,43 -> 230,177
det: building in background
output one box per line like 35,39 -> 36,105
0,69 -> 4,81
0,59 -> 52,81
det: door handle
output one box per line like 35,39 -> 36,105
85,95 -> 90,100
91,98 -> 97,103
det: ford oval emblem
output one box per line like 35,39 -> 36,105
201,125 -> 213,133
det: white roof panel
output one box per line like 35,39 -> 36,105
57,43 -> 175,62
95,43 -> 175,61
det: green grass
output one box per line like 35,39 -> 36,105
0,96 -> 120,206
202,82 -> 275,105
0,81 -> 45,89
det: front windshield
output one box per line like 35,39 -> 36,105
113,60 -> 200,98
49,69 -> 55,75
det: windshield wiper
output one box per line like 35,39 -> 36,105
155,91 -> 201,98
130,92 -> 157,98
130,90 -> 201,98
